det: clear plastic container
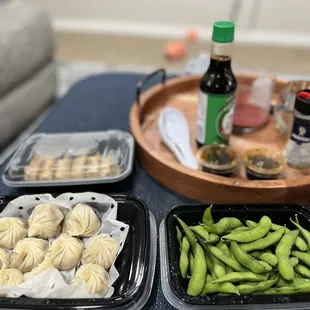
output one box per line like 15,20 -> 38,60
160,203 -> 310,310
0,194 -> 156,310
3,130 -> 134,187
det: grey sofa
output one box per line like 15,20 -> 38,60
0,1 -> 56,150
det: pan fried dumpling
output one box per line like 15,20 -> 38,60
70,263 -> 110,296
10,238 -> 49,273
0,248 -> 9,269
24,258 -> 54,281
28,204 -> 64,239
0,218 -> 28,249
0,267 -> 23,286
45,233 -> 84,271
81,234 -> 119,269
63,204 -> 100,237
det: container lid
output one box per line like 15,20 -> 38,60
3,131 -> 134,187
212,21 -> 235,43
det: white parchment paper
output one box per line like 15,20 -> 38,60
0,192 -> 129,298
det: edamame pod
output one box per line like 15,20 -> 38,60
223,216 -> 272,243
240,228 -> 284,253
250,251 -> 263,259
291,251 -> 310,268
187,243 -> 207,296
290,257 -> 299,267
259,252 -> 278,267
271,222 -> 308,252
207,244 -> 243,272
189,253 -> 195,275
190,225 -> 209,241
213,272 -> 267,283
295,264 -> 310,278
208,233 -> 220,244
237,278 -> 278,295
201,274 -> 240,296
291,219 -> 310,249
232,226 -> 250,232
209,251 -> 226,278
201,224 -> 218,234
202,206 -> 214,227
176,226 -> 182,250
231,242 -> 269,274
213,217 -> 242,235
179,237 -> 190,279
216,241 -> 231,257
246,220 -> 257,229
276,229 -> 299,281
176,217 -> 196,254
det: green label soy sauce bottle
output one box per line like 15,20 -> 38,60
196,21 -> 237,146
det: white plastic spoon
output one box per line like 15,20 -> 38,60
159,108 -> 198,169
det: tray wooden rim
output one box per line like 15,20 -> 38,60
130,73 -> 310,195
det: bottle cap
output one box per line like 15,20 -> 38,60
295,89 -> 310,116
212,21 -> 235,43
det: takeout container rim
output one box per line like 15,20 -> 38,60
160,203 -> 310,310
3,130 -> 135,187
0,194 -> 157,310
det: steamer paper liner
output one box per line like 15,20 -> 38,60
0,192 -> 129,298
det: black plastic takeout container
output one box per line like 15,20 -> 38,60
0,194 -> 156,310
160,203 -> 310,310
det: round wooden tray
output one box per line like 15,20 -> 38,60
130,69 -> 310,204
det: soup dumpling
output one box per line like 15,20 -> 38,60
81,234 -> 119,269
28,204 -> 64,239
45,233 -> 84,271
70,263 -> 110,296
0,248 -> 9,269
63,204 -> 100,237
0,267 -> 23,286
10,238 -> 49,273
0,218 -> 28,249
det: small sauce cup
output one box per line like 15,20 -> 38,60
197,145 -> 238,177
243,148 -> 285,180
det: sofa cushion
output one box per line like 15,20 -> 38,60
0,61 -> 56,149
0,1 -> 54,97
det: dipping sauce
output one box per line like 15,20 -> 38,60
243,148 -> 285,180
197,145 -> 238,177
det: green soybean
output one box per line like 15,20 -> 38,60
213,272 -> 267,283
291,219 -> 310,249
213,217 -> 242,235
202,224 -> 218,234
208,233 -> 220,244
237,278 -> 278,295
231,241 -> 269,274
190,225 -> 209,241
232,226 -> 250,232
187,243 -> 207,296
271,223 -> 308,252
216,241 -> 231,257
176,226 -> 182,250
176,217 -> 196,254
207,244 -> 243,272
201,275 -> 239,296
189,253 -> 195,275
246,220 -> 257,229
250,251 -> 263,259
223,216 -> 272,243
202,206 -> 214,227
295,264 -> 310,278
290,257 -> 299,267
209,251 -> 226,278
240,228 -> 284,253
201,274 -> 239,296
259,252 -> 278,267
292,251 -> 310,268
179,237 -> 190,279
276,230 -> 299,281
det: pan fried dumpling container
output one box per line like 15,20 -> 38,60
3,130 -> 134,187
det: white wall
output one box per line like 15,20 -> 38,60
28,0 -> 310,47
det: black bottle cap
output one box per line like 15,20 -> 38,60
295,89 -> 310,115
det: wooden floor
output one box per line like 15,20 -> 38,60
56,32 -> 310,75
